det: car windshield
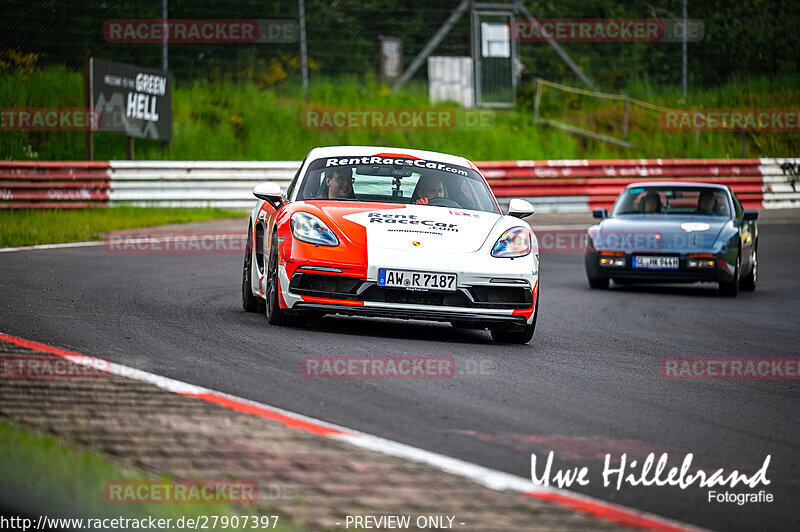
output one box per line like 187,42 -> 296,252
296,156 -> 500,214
612,186 -> 731,217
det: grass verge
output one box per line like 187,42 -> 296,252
1,68 -> 797,161
0,207 -> 244,248
0,419 -> 298,530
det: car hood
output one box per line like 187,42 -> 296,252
590,215 -> 731,251
315,203 -> 505,253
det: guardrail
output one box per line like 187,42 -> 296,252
1,158 -> 797,211
108,161 -> 298,209
479,158 -> 766,211
0,161 -> 111,208
759,158 -> 800,210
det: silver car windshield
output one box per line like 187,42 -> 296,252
612,186 -> 731,217
296,156 -> 500,214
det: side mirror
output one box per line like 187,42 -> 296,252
742,210 -> 758,221
507,198 -> 534,219
593,208 -> 607,219
253,182 -> 283,209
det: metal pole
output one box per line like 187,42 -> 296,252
622,97 -> 630,143
682,0 -> 687,101
393,0 -> 469,90
298,0 -> 309,98
84,57 -> 93,161
162,0 -> 168,72
125,136 -> 134,161
532,78 -> 542,123
515,1 -> 596,91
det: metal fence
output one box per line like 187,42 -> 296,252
4,158 -> 797,211
2,0 -> 797,92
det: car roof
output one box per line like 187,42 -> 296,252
623,181 -> 730,191
305,146 -> 475,169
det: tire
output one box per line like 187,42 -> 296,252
588,276 -> 609,289
740,245 -> 757,292
490,294 -> 538,344
266,231 -> 290,325
242,224 -> 265,313
719,250 -> 740,297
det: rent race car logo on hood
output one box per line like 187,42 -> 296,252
324,157 -> 468,176
367,212 -> 459,232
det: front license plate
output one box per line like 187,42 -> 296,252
378,269 -> 457,292
633,256 -> 679,270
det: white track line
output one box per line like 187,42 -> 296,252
0,241 -> 105,253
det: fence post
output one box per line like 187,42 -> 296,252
533,78 -> 542,124
622,97 -> 630,143
84,58 -> 93,161
298,0 -> 309,99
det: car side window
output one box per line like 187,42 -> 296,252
732,193 -> 743,218
285,157 -> 307,200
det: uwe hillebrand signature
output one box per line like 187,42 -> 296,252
531,451 -> 771,490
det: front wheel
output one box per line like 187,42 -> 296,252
491,295 -> 538,344
740,246 -> 757,292
266,232 -> 290,325
719,250 -> 740,297
242,225 -> 265,313
588,276 -> 609,289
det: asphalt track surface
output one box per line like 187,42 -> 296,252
2,219 -> 799,532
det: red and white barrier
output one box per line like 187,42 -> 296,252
0,161 -> 111,208
1,158 -> 797,211
759,158 -> 800,210
477,158 -> 766,211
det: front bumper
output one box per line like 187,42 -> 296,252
292,301 -> 531,327
585,251 -> 735,283
277,245 -> 539,326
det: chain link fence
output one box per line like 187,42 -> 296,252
2,0 -> 797,95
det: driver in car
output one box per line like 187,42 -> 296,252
317,168 -> 355,199
695,190 -> 717,214
414,176 -> 445,205
640,191 -> 662,213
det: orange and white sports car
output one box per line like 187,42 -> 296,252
242,146 -> 540,343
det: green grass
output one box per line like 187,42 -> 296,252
0,207 -> 243,247
0,419 -> 298,530
1,67 -> 798,161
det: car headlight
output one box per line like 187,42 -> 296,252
290,212 -> 339,246
491,227 -> 532,258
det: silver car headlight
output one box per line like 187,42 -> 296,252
290,212 -> 339,246
491,227 -> 532,258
